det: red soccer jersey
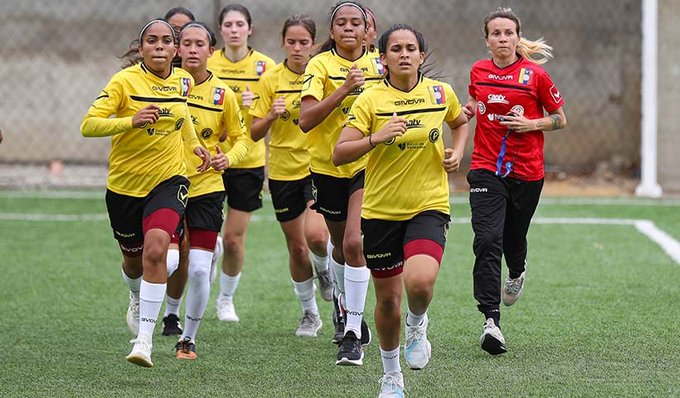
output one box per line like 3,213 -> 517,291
468,57 -> 564,180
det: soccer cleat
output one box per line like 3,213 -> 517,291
336,331 -> 363,366
126,333 -> 153,367
126,293 -> 140,335
175,336 -> 197,360
216,297 -> 239,322
378,370 -> 405,398
480,318 -> 507,355
404,315 -> 431,370
360,318 -> 372,346
295,311 -> 323,337
210,237 -> 223,284
316,269 -> 333,302
331,295 -> 345,345
502,271 -> 526,306
161,314 -> 183,336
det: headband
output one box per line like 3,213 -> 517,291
331,2 -> 367,21
180,22 -> 214,45
138,19 -> 176,43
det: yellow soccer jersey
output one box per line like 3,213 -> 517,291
250,61 -> 309,181
81,63 -> 201,197
185,73 -> 251,197
301,49 -> 384,178
207,49 -> 275,168
346,75 -> 462,221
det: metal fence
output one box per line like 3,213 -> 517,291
0,0 -> 643,184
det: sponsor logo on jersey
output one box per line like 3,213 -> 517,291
180,78 -> 191,96
152,85 -> 177,92
212,87 -> 226,105
518,68 -> 533,85
405,119 -> 423,129
429,128 -> 440,143
191,115 -> 198,125
487,73 -> 513,81
487,94 -> 509,104
255,60 -> 267,76
293,99 -> 301,109
477,101 -> 486,115
549,85 -> 562,103
431,85 -> 446,104
146,128 -> 155,136
281,109 -> 291,121
158,108 -> 173,118
395,98 -> 425,106
372,57 -> 384,75
510,105 -> 525,116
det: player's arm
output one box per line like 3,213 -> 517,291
443,112 -> 470,173
180,105 -> 211,171
251,96 -> 285,141
463,96 -> 477,120
81,79 -> 138,137
500,107 -> 566,133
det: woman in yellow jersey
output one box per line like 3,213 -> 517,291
207,4 -> 275,323
333,24 -> 469,396
300,0 -> 383,366
172,22 -> 252,359
81,19 -> 210,368
250,15 -> 331,338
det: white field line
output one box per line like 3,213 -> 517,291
0,213 -> 108,221
634,220 -> 680,264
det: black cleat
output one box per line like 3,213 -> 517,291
360,318 -> 372,346
162,314 -> 183,336
336,331 -> 364,366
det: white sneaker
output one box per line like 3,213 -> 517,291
316,269 -> 333,302
480,318 -> 507,355
502,271 -> 526,306
126,333 -> 153,367
378,371 -> 405,398
404,314 -> 431,370
216,297 -> 239,322
210,237 -> 223,284
295,311 -> 322,337
126,293 -> 139,335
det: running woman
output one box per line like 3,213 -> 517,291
81,19 -> 210,367
250,15 -> 332,337
463,7 -> 566,356
173,22 -> 252,359
333,24 -> 469,396
299,0 -> 383,365
207,4 -> 276,323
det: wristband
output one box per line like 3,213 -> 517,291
368,135 -> 376,148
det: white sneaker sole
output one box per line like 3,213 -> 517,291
336,351 -> 364,366
295,320 -> 322,337
126,352 -> 153,367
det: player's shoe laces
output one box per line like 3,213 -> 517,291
216,297 -> 239,322
404,315 -> 431,369
209,237 -> 223,284
295,311 -> 322,337
336,331 -> 363,366
161,314 -> 183,336
502,271 -> 526,306
316,269 -> 333,302
378,370 -> 405,398
331,294 -> 345,345
126,333 -> 153,367
126,293 -> 140,335
360,318 -> 372,346
175,336 -> 197,360
480,318 -> 507,355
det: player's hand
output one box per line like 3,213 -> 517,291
500,113 -> 535,133
269,96 -> 286,120
373,112 -> 407,145
242,84 -> 254,108
194,146 -> 211,172
211,145 -> 230,171
463,100 -> 476,120
342,64 -> 365,93
443,147 -> 463,173
132,105 -> 160,128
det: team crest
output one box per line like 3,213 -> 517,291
180,78 -> 191,96
372,58 -> 385,75
255,60 -> 267,76
518,68 -> 533,85
430,85 -> 446,105
212,87 -> 226,105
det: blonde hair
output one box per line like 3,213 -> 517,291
484,7 -> 553,65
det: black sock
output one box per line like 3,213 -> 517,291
484,309 -> 501,328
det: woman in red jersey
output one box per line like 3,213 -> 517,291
462,7 -> 567,356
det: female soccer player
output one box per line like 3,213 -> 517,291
299,0 -> 383,365
207,4 -> 275,323
333,24 -> 469,396
81,19 -> 210,367
249,15 -> 332,337
463,7 -> 567,356
173,22 -> 252,359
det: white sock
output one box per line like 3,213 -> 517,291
310,251 -> 329,275
166,248 -> 180,276
121,267 -> 141,301
330,256 -> 345,296
219,272 -> 241,300
138,280 -> 166,337
380,346 -> 401,373
406,308 -> 427,327
292,278 -> 318,315
164,295 -> 181,317
182,249 -> 213,342
344,265 -> 370,338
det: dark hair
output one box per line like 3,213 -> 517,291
483,7 -> 553,64
378,24 -> 436,78
281,14 -> 316,43
364,6 -> 377,52
164,7 -> 196,23
120,19 -> 175,69
180,22 -> 218,47
218,4 -> 252,28
316,0 -> 367,55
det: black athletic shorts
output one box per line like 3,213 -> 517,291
222,167 -> 264,212
310,170 -> 364,222
269,176 -> 313,222
186,191 -> 226,232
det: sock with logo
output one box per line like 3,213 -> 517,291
406,308 -> 427,327
344,265 -> 369,337
164,295 -> 181,317
138,280 -> 166,337
219,272 -> 241,300
380,346 -> 401,374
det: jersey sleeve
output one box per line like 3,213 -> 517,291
249,69 -> 274,119
443,83 -> 462,122
180,104 -> 201,150
80,75 -> 133,137
345,93 -> 373,136
222,90 -> 252,167
301,57 -> 326,102
537,70 -> 564,113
